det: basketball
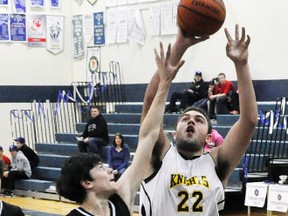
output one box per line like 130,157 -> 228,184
177,0 -> 226,37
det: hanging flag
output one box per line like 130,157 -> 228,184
75,0 -> 84,6
50,0 -> 60,8
0,13 -> 9,41
12,0 -> 26,13
46,15 -> 64,54
0,0 -> 8,6
72,15 -> 84,59
83,14 -> 93,43
30,0 -> 44,8
93,11 -> 105,45
10,13 -> 26,42
86,46 -> 101,82
27,14 -> 46,46
87,0 -> 96,5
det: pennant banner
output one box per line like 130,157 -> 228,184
0,13 -> 9,41
87,0 -> 96,5
50,0 -> 60,8
86,46 -> 101,82
30,0 -> 44,8
83,14 -> 93,43
46,15 -> 64,54
12,0 -> 26,13
0,0 -> 8,6
93,12 -> 105,45
10,13 -> 26,42
72,15 -> 84,59
27,14 -> 46,46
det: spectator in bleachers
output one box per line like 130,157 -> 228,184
108,133 -> 130,180
209,73 -> 238,119
204,129 -> 224,152
0,146 -> 11,173
165,71 -> 208,113
15,137 -> 39,169
1,145 -> 31,197
77,106 -> 109,158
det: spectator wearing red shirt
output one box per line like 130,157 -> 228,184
0,146 -> 11,173
209,73 -> 238,119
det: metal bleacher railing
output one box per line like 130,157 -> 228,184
10,62 -> 124,149
243,97 -> 288,177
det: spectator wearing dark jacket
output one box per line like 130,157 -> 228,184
165,71 -> 208,113
77,106 -> 109,157
15,137 -> 39,169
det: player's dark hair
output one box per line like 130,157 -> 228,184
56,153 -> 101,204
177,106 -> 212,134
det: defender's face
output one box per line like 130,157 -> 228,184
88,163 -> 116,195
174,110 -> 209,152
90,108 -> 100,118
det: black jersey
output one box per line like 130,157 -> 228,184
67,193 -> 130,216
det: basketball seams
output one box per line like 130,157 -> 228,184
178,4 -> 224,23
211,0 -> 226,14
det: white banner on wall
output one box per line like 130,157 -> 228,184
106,8 -> 117,44
161,1 -> 173,35
149,3 -> 160,36
128,6 -> 145,45
27,14 -> 46,47
12,0 -> 26,13
86,46 -> 101,82
0,13 -> 9,41
83,14 -> 93,43
116,6 -> 128,43
46,15 -> 64,54
72,15 -> 85,59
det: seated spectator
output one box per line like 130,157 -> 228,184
1,145 -> 31,197
108,133 -> 130,180
0,200 -> 25,216
204,129 -> 224,152
165,71 -> 208,113
14,137 -> 39,169
0,146 -> 11,172
77,106 -> 109,159
209,73 -> 238,119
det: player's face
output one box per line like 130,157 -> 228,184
88,163 -> 116,195
174,110 -> 209,154
90,108 -> 100,118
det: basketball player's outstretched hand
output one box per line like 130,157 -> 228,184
225,24 -> 250,64
154,42 -> 185,83
177,28 -> 209,48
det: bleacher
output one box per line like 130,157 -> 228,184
12,100 -> 288,210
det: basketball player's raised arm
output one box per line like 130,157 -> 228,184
213,25 -> 258,184
117,43 -> 184,209
141,30 -> 208,162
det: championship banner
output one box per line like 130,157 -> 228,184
93,12 -> 105,45
86,46 -> 101,82
72,15 -> 84,59
12,0 -> 26,13
30,0 -> 44,8
50,0 -> 60,8
0,0 -> 8,6
0,13 -> 9,41
83,14 -> 93,43
27,14 -> 46,46
46,15 -> 64,54
10,14 -> 26,42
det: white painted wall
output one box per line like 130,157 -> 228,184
0,0 -> 288,151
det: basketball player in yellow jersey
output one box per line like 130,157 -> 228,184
139,25 -> 258,215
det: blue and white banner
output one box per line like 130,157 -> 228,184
27,14 -> 46,46
0,0 -> 8,6
0,13 -> 9,41
12,0 -> 26,13
50,0 -> 60,8
10,13 -> 26,42
93,12 -> 105,45
30,0 -> 44,7
46,15 -> 64,54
